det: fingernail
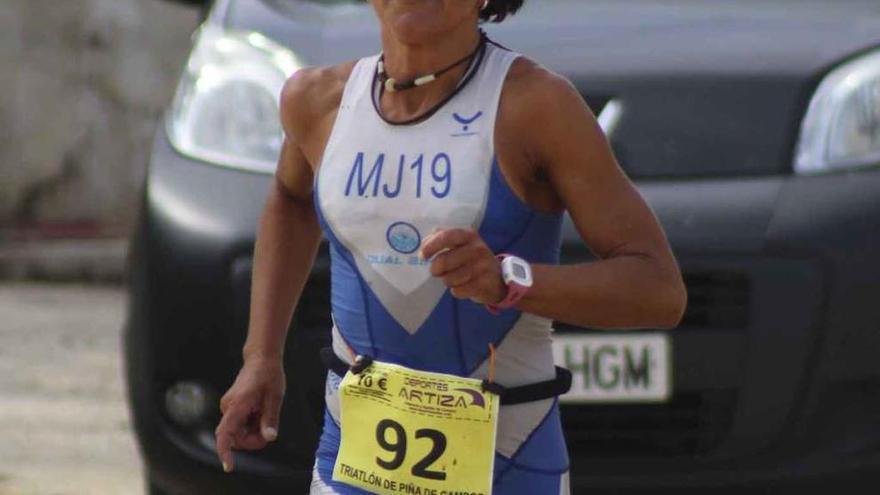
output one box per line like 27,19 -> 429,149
263,426 -> 278,441
222,461 -> 231,473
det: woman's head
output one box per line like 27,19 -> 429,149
371,0 -> 523,44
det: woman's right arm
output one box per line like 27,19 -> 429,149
214,71 -> 325,473
241,136 -> 322,365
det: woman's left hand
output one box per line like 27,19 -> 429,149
420,228 -> 507,305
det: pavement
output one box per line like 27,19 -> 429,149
0,282 -> 143,495
0,238 -> 127,282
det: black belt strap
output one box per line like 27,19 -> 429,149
319,347 -> 571,406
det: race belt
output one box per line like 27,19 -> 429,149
331,356 -> 500,495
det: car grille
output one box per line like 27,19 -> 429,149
292,261 -> 750,332
561,388 -> 738,458
679,270 -> 750,329
255,252 -> 749,460
555,269 -> 749,458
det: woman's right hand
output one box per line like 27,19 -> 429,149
214,356 -> 286,473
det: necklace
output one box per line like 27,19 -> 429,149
371,31 -> 489,126
377,30 -> 487,93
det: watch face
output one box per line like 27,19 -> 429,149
503,256 -> 533,287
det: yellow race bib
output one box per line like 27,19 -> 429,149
333,360 -> 500,495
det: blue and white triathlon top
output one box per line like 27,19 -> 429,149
310,42 -> 570,494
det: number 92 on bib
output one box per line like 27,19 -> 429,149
333,361 -> 500,495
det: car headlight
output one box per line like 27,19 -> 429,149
166,25 -> 302,173
795,50 -> 880,174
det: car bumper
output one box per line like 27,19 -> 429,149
126,130 -> 880,493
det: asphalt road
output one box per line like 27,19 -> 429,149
0,283 -> 143,495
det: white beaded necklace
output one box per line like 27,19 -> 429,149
377,31 -> 487,93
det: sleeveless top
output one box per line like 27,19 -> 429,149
313,42 -> 567,464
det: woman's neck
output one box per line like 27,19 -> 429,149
381,25 -> 481,79
378,25 -> 482,119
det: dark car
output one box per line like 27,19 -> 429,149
125,0 -> 880,493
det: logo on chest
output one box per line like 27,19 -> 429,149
364,222 -> 428,268
452,111 -> 483,137
386,222 -> 421,254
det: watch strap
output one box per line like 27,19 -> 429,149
486,254 -> 529,315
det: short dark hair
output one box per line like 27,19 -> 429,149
479,0 -> 524,23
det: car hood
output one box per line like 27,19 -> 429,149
222,0 -> 880,178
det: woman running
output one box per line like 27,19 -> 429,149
215,1 -> 687,493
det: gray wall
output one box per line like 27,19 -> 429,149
0,0 -> 201,234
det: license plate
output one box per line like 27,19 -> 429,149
552,333 -> 671,403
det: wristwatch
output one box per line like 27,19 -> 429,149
486,254 -> 533,315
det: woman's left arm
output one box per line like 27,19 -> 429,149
421,65 -> 687,330
514,68 -> 686,330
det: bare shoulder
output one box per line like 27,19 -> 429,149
279,61 -> 358,143
495,55 -> 612,212
494,56 -> 591,212
499,55 -> 604,171
500,56 -> 587,124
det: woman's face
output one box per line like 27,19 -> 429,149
371,0 -> 481,44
